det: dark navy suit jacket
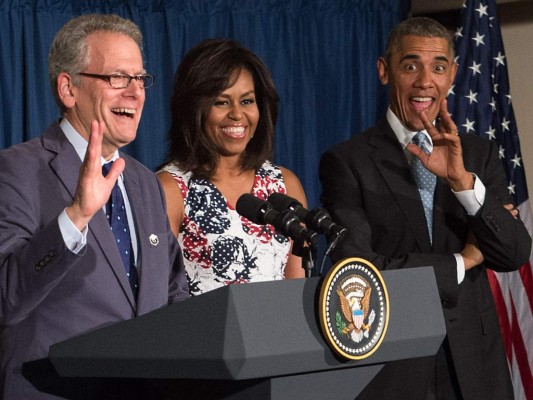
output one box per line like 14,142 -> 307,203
320,119 -> 531,400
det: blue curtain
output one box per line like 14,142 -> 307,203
0,0 -> 408,208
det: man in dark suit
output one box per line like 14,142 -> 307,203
319,17 -> 531,400
0,14 -> 189,399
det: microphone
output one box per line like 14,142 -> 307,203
267,193 -> 347,240
236,194 -> 318,246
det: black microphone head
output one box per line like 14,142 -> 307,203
236,194 -> 276,225
268,192 -> 302,211
268,192 -> 307,221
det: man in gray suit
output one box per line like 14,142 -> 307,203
0,14 -> 189,399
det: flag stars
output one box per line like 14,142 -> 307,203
494,51 -> 506,66
511,155 -> 522,168
462,118 -> 475,133
499,145 -> 505,159
472,32 -> 485,47
470,61 -> 482,75
448,84 -> 456,96
466,90 -> 478,104
501,118 -> 510,131
475,3 -> 489,18
485,127 -> 496,140
446,1 -> 523,228
489,97 -> 496,111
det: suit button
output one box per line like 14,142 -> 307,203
485,215 -> 501,232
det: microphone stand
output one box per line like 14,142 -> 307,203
293,238 -> 316,278
301,241 -> 318,278
302,246 -> 314,278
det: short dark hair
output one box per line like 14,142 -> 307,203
165,38 -> 279,179
385,17 -> 455,62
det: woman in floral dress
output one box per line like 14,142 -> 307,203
158,39 -> 307,295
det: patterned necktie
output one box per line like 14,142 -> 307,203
410,132 -> 437,243
102,162 -> 138,299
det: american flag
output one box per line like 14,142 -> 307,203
447,0 -> 533,398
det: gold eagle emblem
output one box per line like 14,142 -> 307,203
336,275 -> 374,342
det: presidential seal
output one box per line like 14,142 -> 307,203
319,257 -> 389,360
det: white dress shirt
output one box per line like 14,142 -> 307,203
386,108 -> 486,283
57,118 -> 139,266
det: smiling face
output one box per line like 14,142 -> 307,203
204,68 -> 259,159
61,31 -> 146,159
378,35 -> 457,132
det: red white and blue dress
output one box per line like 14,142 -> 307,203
160,161 -> 291,296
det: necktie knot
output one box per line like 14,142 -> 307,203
102,161 -> 114,177
412,132 -> 431,155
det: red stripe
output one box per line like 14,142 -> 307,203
519,261 -> 533,312
510,295 -> 533,398
487,270 -> 512,360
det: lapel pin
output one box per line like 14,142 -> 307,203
149,234 -> 159,246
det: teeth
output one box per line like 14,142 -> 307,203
222,126 -> 245,134
111,108 -> 136,115
412,97 -> 432,102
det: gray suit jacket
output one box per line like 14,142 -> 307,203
0,122 -> 189,399
319,119 -> 531,400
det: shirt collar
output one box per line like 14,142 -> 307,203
386,107 -> 433,151
60,118 -> 120,165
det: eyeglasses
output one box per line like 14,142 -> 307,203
78,72 -> 155,89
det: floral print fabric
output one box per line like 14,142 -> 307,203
160,161 -> 291,295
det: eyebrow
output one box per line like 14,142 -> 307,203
109,69 -> 147,76
218,90 -> 256,98
399,54 -> 450,63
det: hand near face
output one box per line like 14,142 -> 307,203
406,99 -> 474,192
66,120 -> 125,231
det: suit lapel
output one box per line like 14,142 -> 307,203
90,212 -> 137,309
122,157 -> 150,313
45,123 -> 80,200
369,122 -> 433,252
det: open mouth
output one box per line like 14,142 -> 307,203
111,108 -> 136,118
221,126 -> 246,139
410,97 -> 433,112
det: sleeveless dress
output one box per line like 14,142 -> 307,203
160,161 -> 291,295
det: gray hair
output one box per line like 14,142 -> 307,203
384,17 -> 455,63
48,14 -> 143,112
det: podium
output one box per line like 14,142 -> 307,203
49,267 -> 445,400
